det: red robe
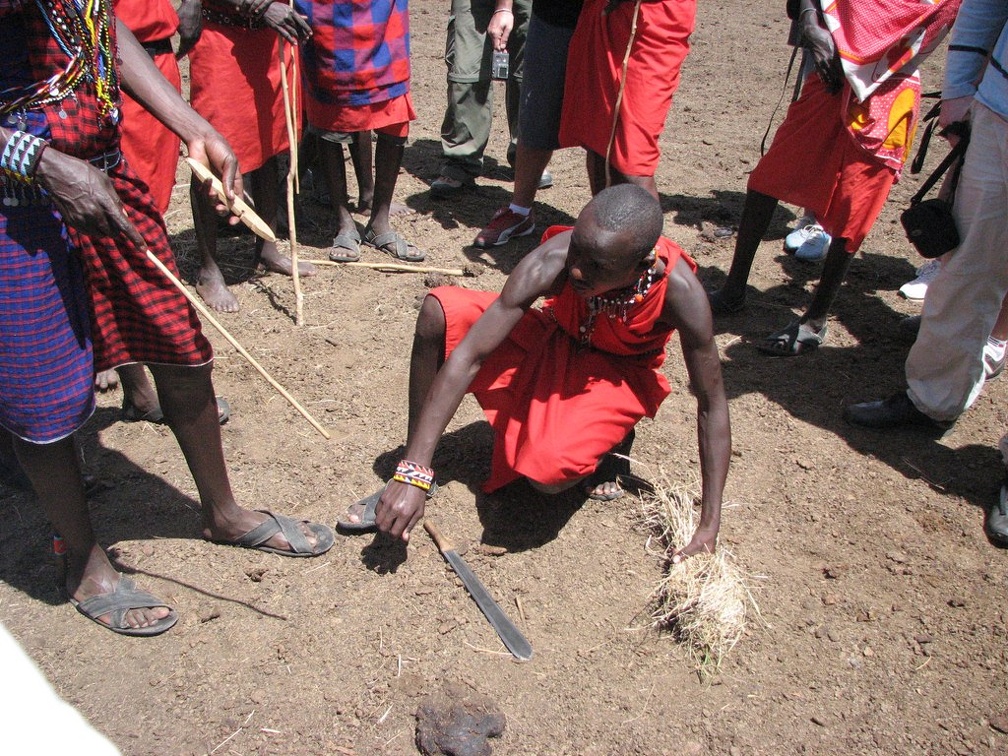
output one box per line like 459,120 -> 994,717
113,0 -> 181,213
431,226 -> 696,492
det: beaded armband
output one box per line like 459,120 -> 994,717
1,131 -> 47,186
393,460 -> 435,492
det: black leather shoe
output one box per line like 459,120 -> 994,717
987,485 -> 1008,546
843,391 -> 953,434
537,169 -> 554,190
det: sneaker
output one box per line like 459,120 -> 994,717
984,338 -> 1007,380
899,259 -> 941,301
784,215 -> 819,251
474,207 -> 535,248
794,225 -> 832,261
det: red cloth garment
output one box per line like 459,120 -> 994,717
188,21 -> 297,173
747,76 -> 895,253
558,0 -> 696,176
431,226 -> 696,492
112,0 -> 179,42
72,156 -> 214,373
296,0 -> 415,133
113,0 -> 181,212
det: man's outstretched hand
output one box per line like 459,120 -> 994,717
375,479 -> 427,542
671,523 -> 718,564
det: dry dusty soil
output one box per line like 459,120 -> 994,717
2,1 -> 1007,753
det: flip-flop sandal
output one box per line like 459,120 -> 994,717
213,509 -> 335,557
328,230 -> 362,262
337,481 -> 439,534
363,227 -> 426,263
756,319 -> 828,357
70,575 -> 178,637
122,397 -> 230,425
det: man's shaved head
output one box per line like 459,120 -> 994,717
582,184 -> 664,262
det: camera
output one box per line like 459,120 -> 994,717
491,50 -> 509,81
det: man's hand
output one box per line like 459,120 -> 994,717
671,523 -> 719,564
185,131 -> 244,219
35,150 -> 146,248
176,0 -> 203,58
375,480 -> 427,542
939,95 -> 973,144
488,8 -> 513,51
261,2 -> 312,44
800,10 -> 843,94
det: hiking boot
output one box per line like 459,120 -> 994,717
474,207 -> 535,248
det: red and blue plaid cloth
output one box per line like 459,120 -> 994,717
1,4 -> 212,442
296,0 -> 411,108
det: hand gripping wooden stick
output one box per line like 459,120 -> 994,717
185,158 -> 277,244
144,249 -> 331,440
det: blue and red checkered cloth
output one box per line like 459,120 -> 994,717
295,0 -> 411,108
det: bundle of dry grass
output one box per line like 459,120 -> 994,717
639,476 -> 757,680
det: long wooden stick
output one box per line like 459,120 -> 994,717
303,259 -> 466,276
145,250 -> 331,440
278,39 -> 304,326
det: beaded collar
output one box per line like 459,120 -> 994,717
577,251 -> 660,345
0,0 -> 119,120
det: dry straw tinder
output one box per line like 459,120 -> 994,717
639,476 -> 758,680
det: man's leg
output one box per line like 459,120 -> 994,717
349,131 -> 375,213
118,363 -> 159,420
191,176 -> 239,313
249,157 -> 316,278
364,133 -> 425,260
801,237 -> 852,330
12,435 -> 171,631
434,0 -> 494,194
321,137 -> 362,262
708,190 -> 780,312
147,362 -> 326,552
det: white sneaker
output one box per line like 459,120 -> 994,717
984,338 -> 1007,380
899,259 -> 942,301
794,226 -> 831,261
784,215 -> 818,251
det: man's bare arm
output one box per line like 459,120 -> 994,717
115,20 -> 242,202
375,235 -> 571,540
660,258 -> 730,561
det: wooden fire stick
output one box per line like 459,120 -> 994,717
185,158 -> 276,243
304,259 -> 467,276
145,250 -> 331,440
278,38 -> 304,326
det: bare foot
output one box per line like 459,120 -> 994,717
260,245 -> 317,277
94,369 -> 119,392
586,480 -> 623,500
195,267 -> 239,313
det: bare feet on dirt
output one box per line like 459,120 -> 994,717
195,267 -> 239,313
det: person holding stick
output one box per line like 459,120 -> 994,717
187,0 -> 317,313
340,185 -> 728,562
0,0 -> 334,637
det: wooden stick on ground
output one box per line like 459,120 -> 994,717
278,38 -> 304,326
145,250 -> 331,440
304,259 -> 467,276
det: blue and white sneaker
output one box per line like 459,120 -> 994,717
794,225 -> 832,261
785,215 -> 820,251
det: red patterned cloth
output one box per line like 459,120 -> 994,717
188,20 -> 298,173
431,226 -> 696,492
112,0 -> 178,42
296,0 -> 415,133
558,0 -> 696,176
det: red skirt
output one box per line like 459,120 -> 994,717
433,287 -> 661,492
747,77 -> 896,253
189,22 -> 298,173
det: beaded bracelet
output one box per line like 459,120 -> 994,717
1,130 -> 47,186
393,459 -> 435,492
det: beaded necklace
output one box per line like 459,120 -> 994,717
577,252 -> 659,345
0,0 -> 119,119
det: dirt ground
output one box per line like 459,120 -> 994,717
3,1 -> 1008,754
